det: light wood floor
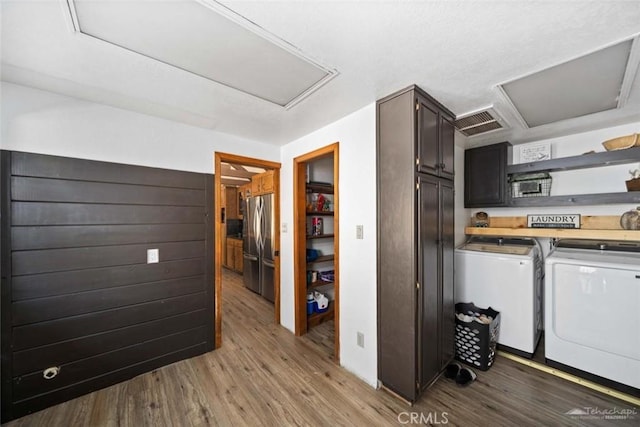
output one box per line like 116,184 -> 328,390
6,269 -> 638,426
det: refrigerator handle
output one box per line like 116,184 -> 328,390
260,199 -> 267,253
254,197 -> 262,255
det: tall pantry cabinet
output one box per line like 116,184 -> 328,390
377,85 -> 455,402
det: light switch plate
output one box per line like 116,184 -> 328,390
356,225 -> 364,240
147,248 -> 159,264
357,332 -> 365,348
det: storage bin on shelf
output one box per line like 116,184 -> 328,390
311,291 -> 329,313
510,172 -> 552,198
454,302 -> 500,371
319,270 -> 334,282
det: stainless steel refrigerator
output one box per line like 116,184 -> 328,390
243,193 -> 275,302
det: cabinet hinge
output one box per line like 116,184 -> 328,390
416,101 -> 420,111
416,282 -> 420,290
416,157 -> 419,166
416,180 -> 420,190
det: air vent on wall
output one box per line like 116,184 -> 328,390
454,108 -> 505,136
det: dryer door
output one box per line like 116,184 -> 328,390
550,263 -> 640,361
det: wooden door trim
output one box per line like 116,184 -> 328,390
214,152 -> 281,348
293,142 -> 340,362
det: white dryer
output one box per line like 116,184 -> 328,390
545,240 -> 640,391
455,237 -> 543,357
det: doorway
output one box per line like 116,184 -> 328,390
293,142 -> 339,362
214,152 -> 281,348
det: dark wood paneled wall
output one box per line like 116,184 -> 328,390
1,151 -> 215,422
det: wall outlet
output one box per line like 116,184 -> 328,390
356,225 -> 363,239
282,223 -> 288,233
147,248 -> 159,264
357,332 -> 365,348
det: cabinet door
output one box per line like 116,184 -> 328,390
226,241 -> 235,268
261,171 -> 274,194
418,175 -> 440,388
251,175 -> 261,196
234,243 -> 243,272
417,98 -> 439,176
439,180 -> 455,368
440,116 -> 455,180
464,142 -> 510,207
226,187 -> 239,219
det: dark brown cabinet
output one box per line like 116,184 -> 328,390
417,93 -> 455,180
418,175 -> 455,387
377,85 -> 455,402
464,142 -> 511,208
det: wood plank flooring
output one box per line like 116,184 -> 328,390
6,269 -> 638,426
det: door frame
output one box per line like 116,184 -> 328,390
293,142 -> 340,362
214,152 -> 281,348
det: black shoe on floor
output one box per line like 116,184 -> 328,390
455,367 -> 477,387
444,362 -> 462,379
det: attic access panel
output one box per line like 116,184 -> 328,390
67,0 -> 337,108
500,39 -> 633,127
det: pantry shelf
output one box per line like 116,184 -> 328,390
306,210 -> 334,216
306,183 -> 334,194
308,280 -> 334,289
306,234 -> 335,239
307,301 -> 334,328
307,254 -> 335,265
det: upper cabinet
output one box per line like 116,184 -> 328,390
252,170 -> 275,196
225,186 -> 239,219
416,92 -> 455,180
464,142 -> 511,208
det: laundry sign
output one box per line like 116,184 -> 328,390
527,214 -> 581,229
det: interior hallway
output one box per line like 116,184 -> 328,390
6,269 -> 637,426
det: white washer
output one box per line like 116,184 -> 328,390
545,240 -> 640,390
455,237 -> 542,357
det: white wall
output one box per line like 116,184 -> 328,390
0,82 -> 279,173
477,121 -> 640,220
280,103 -> 378,386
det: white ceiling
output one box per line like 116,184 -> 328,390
2,1 -> 640,147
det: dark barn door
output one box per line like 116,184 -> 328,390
1,151 -> 215,422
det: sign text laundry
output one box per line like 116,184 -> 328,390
527,214 -> 581,229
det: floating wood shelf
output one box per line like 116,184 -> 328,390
306,234 -> 335,239
465,215 -> 640,241
499,146 -> 640,207
509,192 -> 640,207
507,146 -> 640,175
465,226 -> 640,241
